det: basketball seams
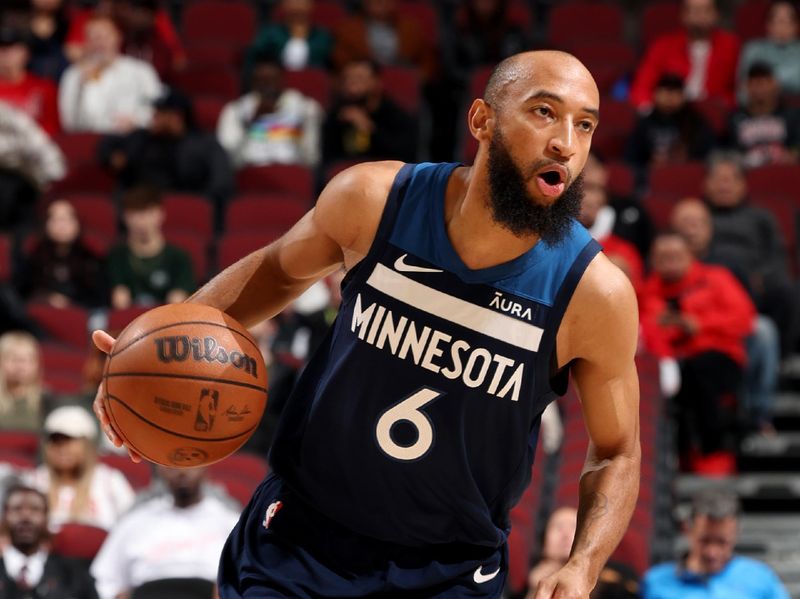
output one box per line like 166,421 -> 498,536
111,319 -> 262,358
103,372 -> 268,393
106,393 -> 258,443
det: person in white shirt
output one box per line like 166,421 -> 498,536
217,58 -> 322,168
0,484 -> 98,598
90,465 -> 240,599
24,406 -> 135,531
58,15 -> 162,133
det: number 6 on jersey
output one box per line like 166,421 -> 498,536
375,388 -> 442,461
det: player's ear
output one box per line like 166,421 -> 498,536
468,99 -> 494,142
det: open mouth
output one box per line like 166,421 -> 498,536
535,167 -> 567,198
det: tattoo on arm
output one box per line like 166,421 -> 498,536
579,491 -> 609,523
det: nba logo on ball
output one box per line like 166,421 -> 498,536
262,501 -> 283,529
195,389 -> 219,432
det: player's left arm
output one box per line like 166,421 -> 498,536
536,255 -> 641,599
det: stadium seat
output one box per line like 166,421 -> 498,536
236,164 -> 314,200
591,101 -> 636,159
564,40 -> 636,71
549,3 -> 624,46
193,95 -> 227,131
272,1 -> 347,30
0,450 -> 35,469
51,164 -> 116,194
107,307 -> 149,333
283,68 -> 332,109
606,161 -> 635,198
648,162 -> 707,198
163,193 -> 213,238
54,133 -> 102,168
182,0 -> 256,50
226,194 -> 308,233
735,0 -> 771,42
51,523 -> 108,561
185,41 -> 242,70
0,234 -> 11,281
166,230 -> 210,282
28,304 -> 89,348
507,0 -> 534,29
65,194 -> 117,241
99,453 -> 152,490
172,66 -> 240,101
692,97 -> 729,137
641,2 -> 682,48
41,342 -> 86,379
746,164 -> 800,199
381,67 -> 422,114
217,231 -> 283,270
397,2 -> 439,47
642,193 -> 678,229
0,430 -> 39,456
209,452 -> 269,483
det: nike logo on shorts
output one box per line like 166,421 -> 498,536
394,254 -> 444,274
473,565 -> 500,584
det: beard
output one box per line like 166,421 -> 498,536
487,129 -> 583,245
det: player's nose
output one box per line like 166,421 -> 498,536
547,120 -> 577,159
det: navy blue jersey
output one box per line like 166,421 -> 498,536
270,162 -> 601,549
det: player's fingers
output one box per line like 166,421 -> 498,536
93,381 -> 122,448
127,447 -> 143,463
533,579 -> 556,599
92,329 -> 116,354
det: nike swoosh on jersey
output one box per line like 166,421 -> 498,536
473,566 -> 501,584
394,254 -> 444,274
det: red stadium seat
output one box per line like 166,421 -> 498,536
0,431 -> 39,456
549,3 -> 624,46
284,68 -> 332,109
99,453 -> 152,490
217,231 -> 283,270
51,165 -> 116,194
0,234 -> 11,281
381,67 -> 422,114
226,194 -> 308,233
397,2 -> 439,46
236,164 -> 314,200
641,2 -> 682,48
51,523 -> 108,561
0,450 -> 36,470
163,193 -> 213,238
172,66 -> 239,100
507,0 -> 534,29
273,1 -> 347,30
185,41 -> 242,70
735,0 -> 771,42
54,133 -> 102,168
564,40 -> 636,71
208,452 -> 269,483
648,162 -> 707,198
606,161 -> 635,198
691,97 -> 729,137
107,307 -> 149,333
182,0 -> 256,50
642,192 -> 679,229
41,341 -> 86,377
166,230 -> 210,282
65,194 -> 117,241
193,96 -> 227,131
28,304 -> 89,348
746,164 -> 800,199
591,101 -> 636,159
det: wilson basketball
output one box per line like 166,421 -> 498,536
103,303 -> 268,467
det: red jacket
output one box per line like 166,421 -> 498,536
630,29 -> 740,110
0,74 -> 60,135
640,261 -> 755,364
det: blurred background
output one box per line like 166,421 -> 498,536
0,0 -> 798,598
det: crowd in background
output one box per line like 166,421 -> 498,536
0,0 -> 798,597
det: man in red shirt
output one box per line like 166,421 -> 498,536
640,232 -> 755,474
0,26 -> 59,136
630,0 -> 740,110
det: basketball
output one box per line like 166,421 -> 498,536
102,303 -> 268,467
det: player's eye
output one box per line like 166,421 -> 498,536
533,106 -> 553,118
578,120 -> 596,133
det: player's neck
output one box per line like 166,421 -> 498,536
444,166 -> 540,270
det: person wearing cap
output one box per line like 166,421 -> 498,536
22,406 -> 135,531
0,26 -> 60,136
726,62 -> 800,169
643,488 -> 789,599
58,15 -> 162,133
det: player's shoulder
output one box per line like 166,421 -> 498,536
574,252 -> 638,314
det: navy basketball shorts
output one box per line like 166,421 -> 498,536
217,473 -> 508,598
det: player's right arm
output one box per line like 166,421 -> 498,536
93,161 -> 404,456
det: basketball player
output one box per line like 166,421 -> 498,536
93,50 -> 640,598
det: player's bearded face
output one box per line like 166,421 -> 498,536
487,128 -> 583,244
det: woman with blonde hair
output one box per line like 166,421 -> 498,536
0,331 -> 52,431
24,406 -> 135,531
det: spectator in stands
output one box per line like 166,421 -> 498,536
703,152 -> 796,355
625,73 -> 716,181
0,332 -> 52,432
0,485 -> 99,599
643,488 -> 789,599
630,0 -> 740,110
24,406 -> 135,531
578,174 -> 644,292
90,465 -> 239,599
27,0 -> 70,82
115,0 -> 186,82
245,0 -> 332,74
726,62 -> 800,168
16,199 -> 106,309
218,58 -> 323,168
322,59 -> 415,167
58,15 -> 162,133
332,0 -> 435,81
99,88 -> 234,223
591,563 -> 641,599
106,186 -> 195,309
640,232 -> 755,474
526,506 -> 578,597
0,26 -> 60,135
739,0 -> 800,99
0,101 -> 65,232
672,198 -> 781,435
583,153 -> 655,260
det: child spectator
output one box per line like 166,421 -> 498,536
0,331 -> 52,432
27,0 -> 71,82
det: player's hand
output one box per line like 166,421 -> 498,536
533,561 -> 593,599
91,329 -> 143,463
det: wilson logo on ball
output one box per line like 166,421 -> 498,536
154,336 -> 259,378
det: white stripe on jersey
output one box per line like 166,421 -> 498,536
366,263 -> 544,352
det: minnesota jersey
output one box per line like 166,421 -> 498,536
270,162 -> 601,549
